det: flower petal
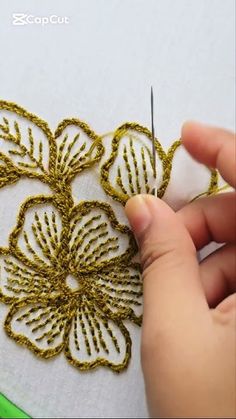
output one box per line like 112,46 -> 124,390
0,250 -> 60,304
5,297 -> 71,357
64,295 -> 132,372
163,143 -> 219,210
10,196 -> 63,270
100,123 -> 166,205
54,119 -> 104,182
91,264 -> 142,323
69,201 -> 137,272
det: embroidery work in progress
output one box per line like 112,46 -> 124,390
0,101 -> 219,372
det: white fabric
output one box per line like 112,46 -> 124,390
0,0 -> 235,418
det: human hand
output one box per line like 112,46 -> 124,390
125,122 -> 236,418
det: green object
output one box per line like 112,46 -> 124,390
0,394 -> 30,419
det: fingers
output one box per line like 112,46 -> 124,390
125,195 -> 208,339
200,244 -> 236,307
178,192 -> 236,249
215,293 -> 236,315
182,122 -> 236,188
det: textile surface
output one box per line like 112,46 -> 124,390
0,0 -> 235,417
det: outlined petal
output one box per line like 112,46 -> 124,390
9,196 -> 63,271
100,123 -> 167,205
0,101 -> 55,182
5,296 -> 71,358
64,295 -> 132,372
91,264 -> 142,323
0,249 -> 61,304
69,201 -> 137,272
163,142 -> 219,210
54,119 -> 104,182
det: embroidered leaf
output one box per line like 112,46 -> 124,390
54,119 -> 104,182
0,154 -> 21,189
100,122 -> 168,205
0,101 -> 55,182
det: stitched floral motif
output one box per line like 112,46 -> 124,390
0,101 -> 219,372
100,122 -> 218,205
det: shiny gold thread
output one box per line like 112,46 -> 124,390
0,101 -> 220,372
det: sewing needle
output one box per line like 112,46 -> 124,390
151,86 -> 157,195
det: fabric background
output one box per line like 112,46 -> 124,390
0,0 -> 235,418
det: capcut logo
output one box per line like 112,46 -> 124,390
12,13 -> 69,26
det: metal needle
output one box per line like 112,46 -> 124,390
151,86 -> 157,194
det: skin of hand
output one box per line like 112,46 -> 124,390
125,122 -> 236,418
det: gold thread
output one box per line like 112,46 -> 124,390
0,101 -> 221,372
100,123 -> 168,204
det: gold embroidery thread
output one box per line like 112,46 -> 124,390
0,101 -> 219,372
100,122 -> 218,205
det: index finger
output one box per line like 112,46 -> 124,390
181,122 -> 236,188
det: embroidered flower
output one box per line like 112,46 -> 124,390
0,196 -> 141,372
100,122 -> 218,208
0,100 -> 220,373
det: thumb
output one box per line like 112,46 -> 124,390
125,195 -> 208,337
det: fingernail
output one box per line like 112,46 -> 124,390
125,195 -> 152,238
